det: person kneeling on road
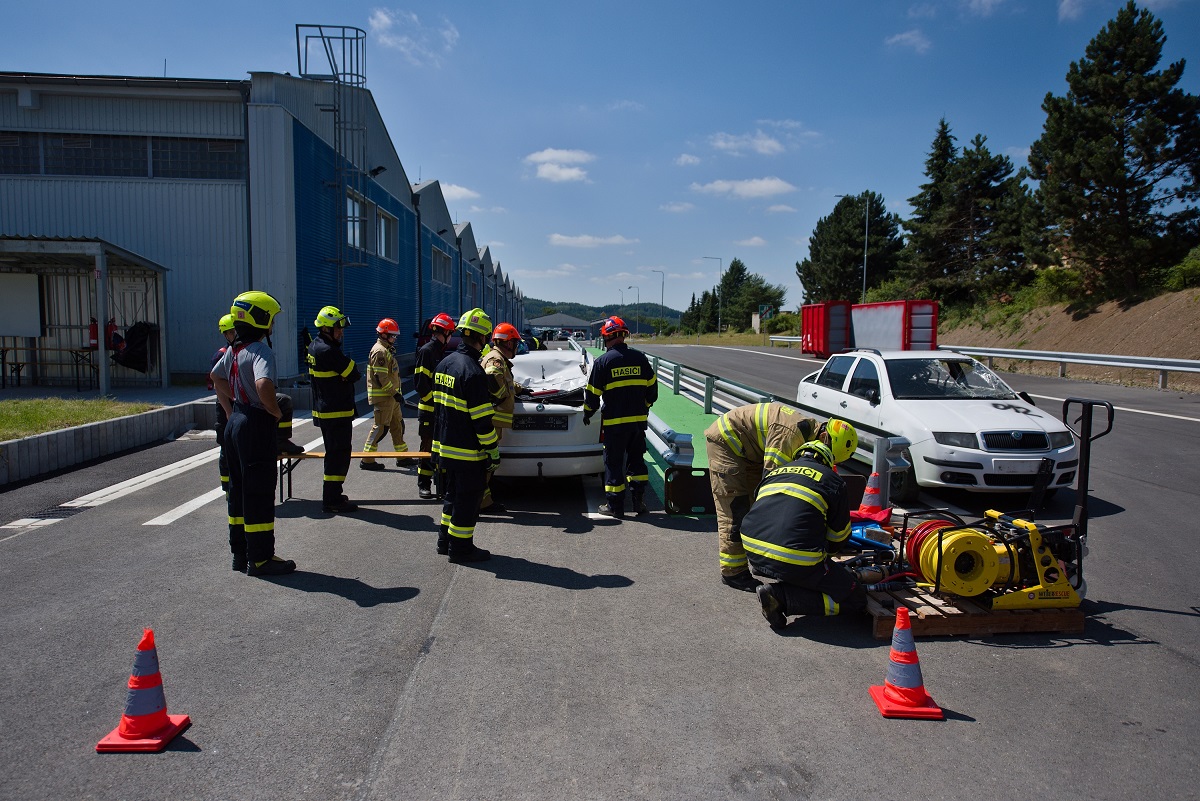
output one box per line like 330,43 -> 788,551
737,421 -> 877,630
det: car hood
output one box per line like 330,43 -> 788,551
891,398 -> 1067,434
511,350 -> 590,394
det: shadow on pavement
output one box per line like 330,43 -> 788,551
768,614 -> 883,650
454,553 -> 634,590
257,571 -> 420,607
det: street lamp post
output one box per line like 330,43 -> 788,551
627,285 -> 640,336
836,193 -> 870,303
703,256 -> 723,335
651,269 -> 665,335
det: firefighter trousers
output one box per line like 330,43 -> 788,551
225,403 -> 279,564
318,417 -> 353,505
705,436 -> 760,578
769,560 -> 866,617
417,412 -> 435,491
438,460 -> 487,552
218,392 -> 295,491
362,399 -> 404,464
601,423 -> 649,514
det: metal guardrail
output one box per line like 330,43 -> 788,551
645,412 -> 694,468
767,336 -> 803,347
939,345 -> 1200,390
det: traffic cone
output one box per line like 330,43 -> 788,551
96,628 -> 191,752
851,471 -> 892,524
869,607 -> 944,720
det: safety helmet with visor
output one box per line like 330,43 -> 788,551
230,291 -> 281,331
457,308 -> 493,338
314,305 -> 350,330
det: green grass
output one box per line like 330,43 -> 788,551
0,398 -> 158,441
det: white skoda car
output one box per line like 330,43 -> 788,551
797,349 -> 1078,502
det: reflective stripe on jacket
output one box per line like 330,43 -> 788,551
432,343 -> 498,462
738,456 -> 851,583
707,402 -> 815,471
366,338 -> 400,404
307,332 -> 360,420
414,338 -> 446,415
481,347 -> 516,429
583,343 -> 657,426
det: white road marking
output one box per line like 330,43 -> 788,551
61,447 -> 222,508
0,518 -> 60,543
652,345 -> 823,364
1029,394 -> 1200,424
144,487 -> 226,526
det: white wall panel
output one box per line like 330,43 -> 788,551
0,90 -> 244,137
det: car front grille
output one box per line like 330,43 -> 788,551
981,431 -> 1049,451
512,414 -> 569,431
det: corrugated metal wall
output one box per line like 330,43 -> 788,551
0,90 -> 244,138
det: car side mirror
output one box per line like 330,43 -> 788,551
1018,390 -> 1037,407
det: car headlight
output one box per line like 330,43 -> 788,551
933,432 -> 978,448
1049,431 -> 1074,449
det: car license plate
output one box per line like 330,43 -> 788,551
993,459 -> 1042,474
513,414 -> 569,431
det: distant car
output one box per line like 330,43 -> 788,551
497,337 -> 603,478
796,349 -> 1078,502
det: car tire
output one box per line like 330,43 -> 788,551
888,466 -> 920,505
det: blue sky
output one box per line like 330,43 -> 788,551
5,0 -> 1198,314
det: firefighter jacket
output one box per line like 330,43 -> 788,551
307,331 -> 361,422
738,453 -> 852,583
481,347 -> 516,429
708,402 -> 817,472
433,343 -> 499,463
366,337 -> 400,406
583,343 -> 657,426
414,338 -> 446,417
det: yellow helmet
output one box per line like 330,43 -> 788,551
218,313 -> 236,333
800,441 -> 836,467
457,307 -> 493,337
230,291 -> 281,330
314,305 -> 350,329
824,418 -> 858,463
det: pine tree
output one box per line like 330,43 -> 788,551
1028,1 -> 1200,295
902,119 -> 959,294
797,191 -> 902,303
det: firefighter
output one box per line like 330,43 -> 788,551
433,308 -> 499,563
414,312 -> 456,499
210,291 -> 295,577
212,314 -> 302,493
521,327 -> 546,352
479,322 -> 526,514
704,402 -> 822,593
307,305 -> 361,514
583,315 -> 657,519
738,422 -> 868,629
360,317 -> 406,471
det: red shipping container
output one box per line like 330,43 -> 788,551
801,301 -> 852,357
850,300 -> 938,351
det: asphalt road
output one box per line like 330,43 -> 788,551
1,363 -> 1198,800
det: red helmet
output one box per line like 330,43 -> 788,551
376,318 -> 399,335
429,312 -> 456,333
601,316 -> 629,339
492,322 -> 521,342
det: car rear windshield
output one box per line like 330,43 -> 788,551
885,358 -> 1018,400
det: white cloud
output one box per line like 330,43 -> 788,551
908,3 -> 937,18
525,148 -> 596,182
676,153 -> 701,166
439,182 -> 479,201
370,9 -> 459,67
660,201 -> 695,213
886,29 -> 932,54
766,204 -> 797,213
1057,0 -> 1085,20
468,204 -> 507,214
736,236 -> 767,247
513,263 -> 581,278
548,234 -> 638,248
689,177 -> 797,199
607,99 -> 645,112
964,0 -> 1005,15
710,130 -> 786,156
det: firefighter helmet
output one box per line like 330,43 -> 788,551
600,316 -> 628,339
314,305 -> 350,329
230,291 -> 281,330
376,318 -> 399,335
799,441 -> 836,467
457,308 -> 493,337
824,418 -> 858,463
492,322 -> 521,342
429,312 -> 456,333
218,313 -> 236,333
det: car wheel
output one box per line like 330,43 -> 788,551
888,466 -> 920,505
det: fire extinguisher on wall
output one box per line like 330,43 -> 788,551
88,318 -> 99,349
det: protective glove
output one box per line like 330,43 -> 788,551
393,392 -> 404,403
487,448 -> 501,471
582,412 -> 593,426
798,418 -> 815,440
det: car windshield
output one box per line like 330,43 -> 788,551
885,358 -> 1018,400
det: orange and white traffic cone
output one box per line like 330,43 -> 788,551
96,628 -> 191,752
851,471 -> 892,525
869,607 -> 944,720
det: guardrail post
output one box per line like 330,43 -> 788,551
1059,362 -> 1067,378
871,436 -> 911,509
1159,369 -> 1168,390
672,364 -> 681,395
704,376 -> 715,414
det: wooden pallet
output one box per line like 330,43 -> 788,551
867,587 -> 1086,639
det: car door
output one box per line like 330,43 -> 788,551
841,356 -> 884,432
798,354 -> 855,418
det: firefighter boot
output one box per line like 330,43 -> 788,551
757,583 -> 787,629
247,555 -> 297,577
418,483 -> 435,500
448,538 -> 491,564
436,525 -> 450,556
631,486 -> 648,516
722,570 -> 762,593
597,495 -> 625,519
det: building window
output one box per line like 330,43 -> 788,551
152,137 -> 246,179
45,133 -> 147,177
346,191 -> 367,249
377,210 -> 398,261
0,131 -> 41,174
432,247 -> 451,285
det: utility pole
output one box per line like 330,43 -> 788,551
703,256 -> 723,336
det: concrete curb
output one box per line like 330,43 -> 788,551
0,399 -> 217,486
